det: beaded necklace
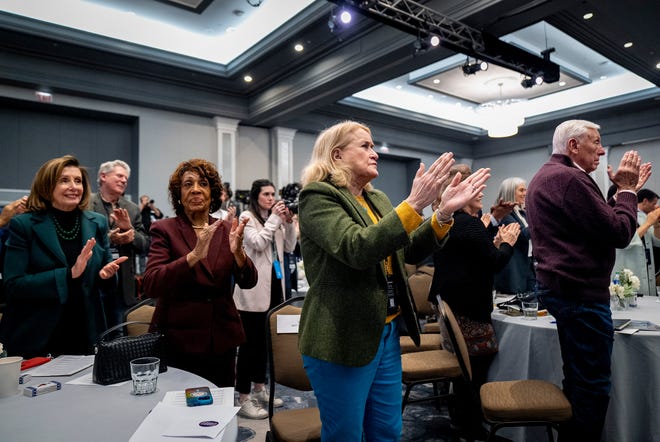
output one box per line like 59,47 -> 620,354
52,212 -> 81,240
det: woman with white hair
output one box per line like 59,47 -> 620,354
492,177 -> 536,294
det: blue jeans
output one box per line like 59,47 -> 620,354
540,295 -> 614,442
302,320 -> 402,442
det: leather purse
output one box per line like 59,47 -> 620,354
92,321 -> 167,385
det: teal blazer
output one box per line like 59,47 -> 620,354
298,181 -> 446,366
0,210 -> 115,358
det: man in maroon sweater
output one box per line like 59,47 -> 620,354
526,120 -> 645,441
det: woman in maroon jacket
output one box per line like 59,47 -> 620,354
142,159 -> 257,387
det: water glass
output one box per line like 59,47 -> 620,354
130,357 -> 160,395
522,301 -> 538,320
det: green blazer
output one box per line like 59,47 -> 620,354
298,181 -> 446,366
0,210 -> 115,358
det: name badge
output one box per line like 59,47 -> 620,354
110,247 -> 120,261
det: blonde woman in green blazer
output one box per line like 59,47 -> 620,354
298,121 -> 490,441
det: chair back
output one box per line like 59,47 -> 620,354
124,298 -> 156,336
408,266 -> 435,317
435,295 -> 472,382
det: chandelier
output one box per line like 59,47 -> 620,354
476,98 -> 526,137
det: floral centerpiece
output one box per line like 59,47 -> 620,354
609,268 -> 640,310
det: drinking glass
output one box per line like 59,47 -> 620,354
522,301 -> 538,320
130,357 -> 160,395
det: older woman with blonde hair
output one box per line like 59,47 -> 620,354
297,120 -> 490,441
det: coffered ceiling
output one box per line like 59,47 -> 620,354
0,0 -> 658,151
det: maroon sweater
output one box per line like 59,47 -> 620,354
526,154 -> 637,303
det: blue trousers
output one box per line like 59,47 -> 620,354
302,320 -> 402,442
540,295 -> 613,442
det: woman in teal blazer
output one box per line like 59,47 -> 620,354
0,155 -> 126,358
298,121 -> 490,441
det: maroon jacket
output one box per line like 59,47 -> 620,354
526,154 -> 637,303
143,216 -> 257,356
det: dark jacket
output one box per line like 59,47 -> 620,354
526,154 -> 637,302
0,211 -> 115,358
430,210 -> 513,324
493,209 -> 535,294
142,216 -> 257,357
298,181 -> 445,367
88,193 -> 149,306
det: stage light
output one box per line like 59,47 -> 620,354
429,34 -> 440,47
462,58 -> 488,75
339,9 -> 352,24
535,75 -> 544,85
328,7 -> 353,33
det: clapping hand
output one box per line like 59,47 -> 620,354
405,152 -> 455,213
188,220 -> 221,265
607,150 -> 642,191
71,237 -> 128,279
498,222 -> 521,246
99,256 -> 129,279
436,168 -> 491,217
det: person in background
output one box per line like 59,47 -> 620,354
428,164 -> 520,440
0,196 -> 28,305
138,195 -> 163,274
142,159 -> 256,388
610,187 -> 660,297
0,155 -> 125,358
526,119 -> 648,441
492,177 -> 536,294
211,182 -> 236,222
233,179 -> 297,419
297,120 -> 489,441
88,160 -> 149,318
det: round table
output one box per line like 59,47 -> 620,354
0,365 -> 238,442
489,295 -> 660,442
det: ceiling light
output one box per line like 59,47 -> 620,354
243,75 -> 253,83
328,7 -> 353,33
35,91 -> 53,103
294,43 -> 304,52
583,12 -> 594,20
558,81 -> 566,86
535,76 -> 544,85
600,75 -> 607,80
624,42 -> 633,48
656,62 -> 660,69
477,99 -> 526,138
339,9 -> 352,24
429,35 -> 440,47
395,85 -> 402,89
432,78 -> 440,84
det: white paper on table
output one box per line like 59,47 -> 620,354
162,387 -> 234,407
28,355 -> 95,376
129,402 -> 240,441
277,314 -> 300,333
66,372 -> 130,387
617,327 -> 639,335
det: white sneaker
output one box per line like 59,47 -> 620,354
252,388 -> 284,408
238,398 -> 268,419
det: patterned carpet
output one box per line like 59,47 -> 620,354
236,383 -> 458,442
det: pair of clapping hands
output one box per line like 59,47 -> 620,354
405,152 -> 489,221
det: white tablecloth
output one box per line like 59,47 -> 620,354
489,295 -> 660,442
0,365 -> 238,442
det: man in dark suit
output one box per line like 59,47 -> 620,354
88,160 -> 148,321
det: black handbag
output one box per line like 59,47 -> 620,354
92,321 -> 167,385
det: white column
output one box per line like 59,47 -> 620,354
270,127 -> 298,190
213,117 -> 240,188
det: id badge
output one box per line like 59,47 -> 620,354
110,246 -> 120,260
273,260 -> 283,280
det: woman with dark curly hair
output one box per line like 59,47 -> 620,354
142,159 -> 257,387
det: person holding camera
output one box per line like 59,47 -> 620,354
233,178 -> 297,419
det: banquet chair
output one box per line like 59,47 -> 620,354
400,265 -> 442,354
265,296 -> 321,442
123,298 -> 156,336
435,295 -> 572,442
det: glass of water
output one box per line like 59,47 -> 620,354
130,357 -> 160,395
522,301 -> 538,320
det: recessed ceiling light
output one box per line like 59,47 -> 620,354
294,43 -> 304,52
243,75 -> 253,83
583,12 -> 594,20
432,78 -> 440,84
624,42 -> 633,48
558,81 -> 566,86
395,85 -> 402,89
656,62 -> 660,69
600,75 -> 607,80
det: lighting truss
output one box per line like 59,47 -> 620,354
328,0 -> 560,83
